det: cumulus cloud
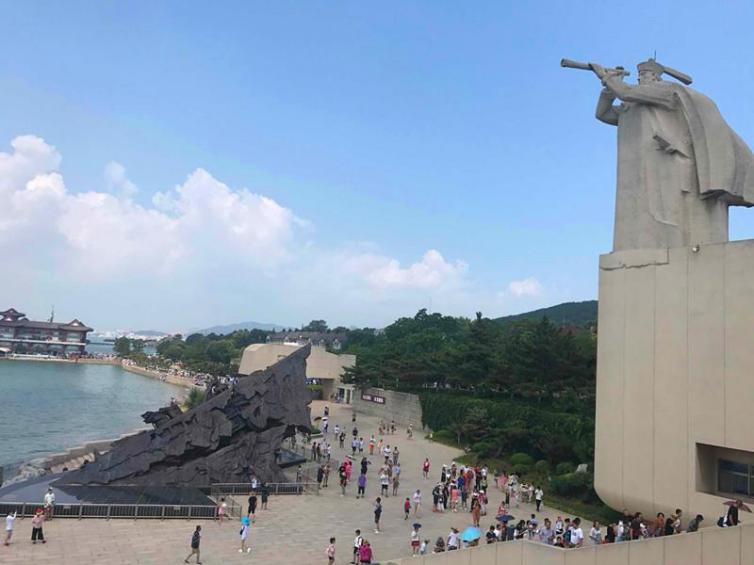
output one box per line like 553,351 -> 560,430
0,135 -> 296,282
507,277 -> 543,297
104,161 -> 138,198
342,249 -> 468,290
0,134 -> 486,328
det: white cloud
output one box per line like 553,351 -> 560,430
0,134 -> 497,328
0,135 -> 297,283
507,277 -> 543,297
104,161 -> 138,198
343,249 -> 468,290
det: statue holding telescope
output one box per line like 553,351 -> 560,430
564,57 -> 754,251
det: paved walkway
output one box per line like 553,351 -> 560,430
1,401 -> 571,564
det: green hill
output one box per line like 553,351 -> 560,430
495,300 -> 597,326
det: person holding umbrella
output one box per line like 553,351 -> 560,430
460,526 -> 482,548
724,499 -> 751,526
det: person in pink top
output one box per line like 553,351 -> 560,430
358,540 -> 373,564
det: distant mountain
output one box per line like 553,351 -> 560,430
495,300 -> 598,326
194,321 -> 283,335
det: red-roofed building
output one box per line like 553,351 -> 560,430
0,308 -> 93,356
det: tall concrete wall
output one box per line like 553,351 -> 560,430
595,240 -> 754,522
351,387 -> 423,430
383,522 -> 754,565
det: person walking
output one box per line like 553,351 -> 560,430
411,524 -> 421,555
351,529 -> 363,564
534,486 -> 544,512
184,525 -> 202,563
325,537 -> 336,564
413,489 -> 422,517
4,511 -> 16,546
379,472 -> 389,498
373,497 -> 382,533
404,497 -> 411,520
31,509 -> 45,544
239,516 -> 251,553
357,473 -> 367,498
422,458 -> 430,479
260,483 -> 270,508
217,497 -> 227,523
247,491 -> 258,521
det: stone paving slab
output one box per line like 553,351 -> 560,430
1,401 -> 570,564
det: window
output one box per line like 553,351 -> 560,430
718,459 -> 754,497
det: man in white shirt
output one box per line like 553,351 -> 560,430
44,487 -> 55,520
4,511 -> 16,546
534,486 -> 544,512
351,529 -> 363,564
447,527 -> 460,550
570,518 -> 584,548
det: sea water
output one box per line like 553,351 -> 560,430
0,361 -> 182,471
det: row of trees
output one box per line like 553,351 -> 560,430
342,309 -> 596,401
340,309 -> 597,470
155,329 -> 269,375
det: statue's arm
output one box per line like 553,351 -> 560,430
596,89 -> 620,125
603,75 -> 675,109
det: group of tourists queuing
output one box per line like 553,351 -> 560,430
3,486 -> 55,547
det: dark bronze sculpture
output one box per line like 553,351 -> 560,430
59,345 -> 312,486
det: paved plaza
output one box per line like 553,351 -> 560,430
2,401 -> 570,564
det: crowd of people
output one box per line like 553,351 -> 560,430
5,403 -> 749,564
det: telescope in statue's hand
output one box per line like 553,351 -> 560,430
561,58 -> 630,77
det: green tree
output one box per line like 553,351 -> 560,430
303,320 -> 328,332
113,337 -> 131,356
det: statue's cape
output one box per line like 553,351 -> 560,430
673,84 -> 754,206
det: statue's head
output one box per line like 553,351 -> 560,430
637,59 -> 664,84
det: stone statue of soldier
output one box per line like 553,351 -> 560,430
565,58 -> 754,251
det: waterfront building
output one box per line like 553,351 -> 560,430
0,307 -> 92,356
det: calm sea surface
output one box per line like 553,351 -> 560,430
0,361 -> 182,468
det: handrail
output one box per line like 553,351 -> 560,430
0,502 -> 219,520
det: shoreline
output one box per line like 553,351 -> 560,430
0,358 -> 194,486
2,428 -> 150,487
120,362 -> 202,390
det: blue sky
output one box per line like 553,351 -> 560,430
2,2 -> 754,331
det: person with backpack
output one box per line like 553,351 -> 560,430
184,525 -> 202,564
325,536 -> 336,564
